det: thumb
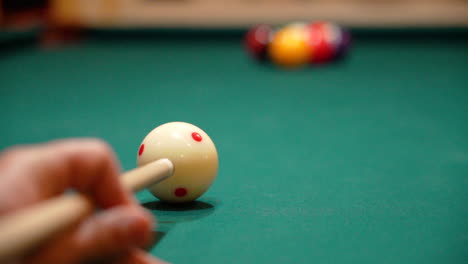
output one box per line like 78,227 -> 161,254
27,206 -> 155,264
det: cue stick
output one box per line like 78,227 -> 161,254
0,158 -> 174,262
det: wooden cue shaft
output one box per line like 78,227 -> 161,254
0,158 -> 174,262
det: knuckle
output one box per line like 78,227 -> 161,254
86,139 -> 113,156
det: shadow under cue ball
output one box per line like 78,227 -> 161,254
137,122 -> 219,203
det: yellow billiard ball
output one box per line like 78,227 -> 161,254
268,23 -> 311,68
137,122 -> 219,203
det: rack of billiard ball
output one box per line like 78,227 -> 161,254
245,22 -> 351,68
0,122 -> 218,262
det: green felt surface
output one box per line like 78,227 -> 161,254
0,32 -> 467,264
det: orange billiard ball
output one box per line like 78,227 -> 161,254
268,23 -> 311,68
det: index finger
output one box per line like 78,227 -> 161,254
0,139 -> 133,215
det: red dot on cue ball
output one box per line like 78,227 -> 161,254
174,187 -> 188,197
191,132 -> 202,142
138,144 -> 145,156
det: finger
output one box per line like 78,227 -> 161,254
0,139 -> 132,215
25,206 -> 154,264
112,248 -> 171,264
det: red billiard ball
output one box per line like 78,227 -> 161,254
244,24 -> 273,61
307,22 -> 336,64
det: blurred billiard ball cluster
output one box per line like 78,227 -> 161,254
244,22 -> 351,68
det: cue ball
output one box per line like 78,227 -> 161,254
137,122 -> 219,203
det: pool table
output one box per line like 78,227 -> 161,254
0,28 -> 467,264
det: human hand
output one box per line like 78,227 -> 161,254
0,139 -> 168,264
